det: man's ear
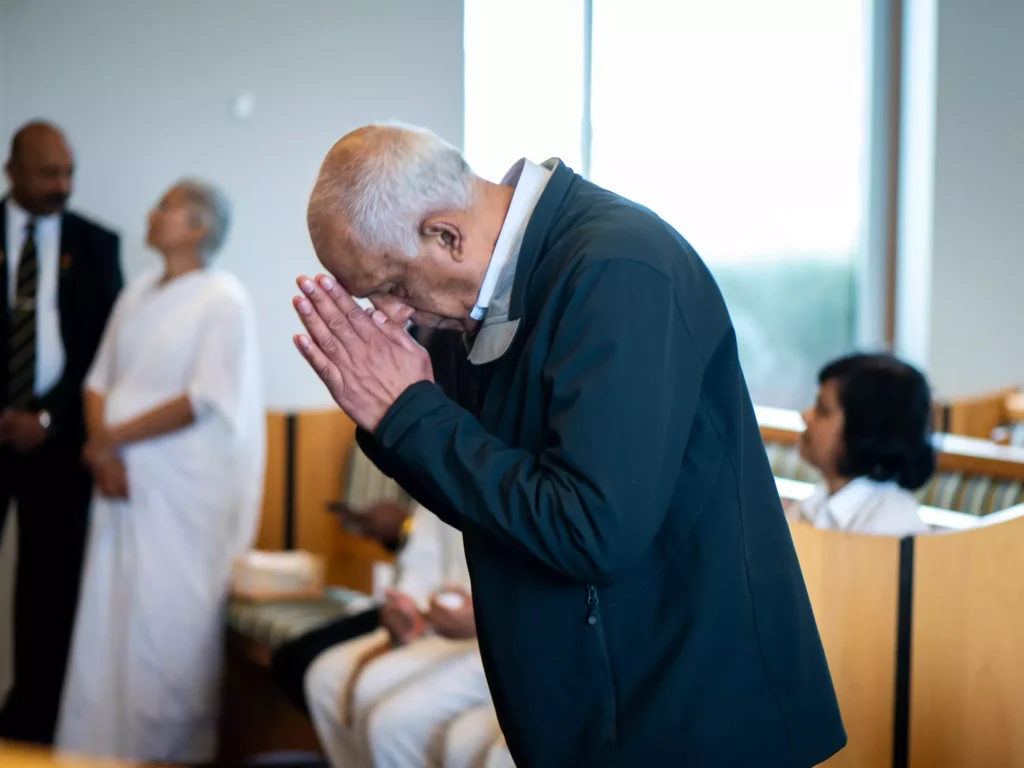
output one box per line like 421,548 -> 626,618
421,217 -> 465,262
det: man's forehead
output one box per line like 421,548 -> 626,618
316,225 -> 392,297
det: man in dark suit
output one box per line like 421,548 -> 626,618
0,121 -> 122,744
293,124 -> 846,767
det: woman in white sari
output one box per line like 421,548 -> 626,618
55,180 -> 265,763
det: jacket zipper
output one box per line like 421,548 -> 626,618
587,584 -> 600,625
587,584 -> 618,762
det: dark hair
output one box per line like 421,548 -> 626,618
819,353 -> 936,491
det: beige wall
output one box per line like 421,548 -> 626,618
0,0 -> 464,410
897,0 -> 1024,399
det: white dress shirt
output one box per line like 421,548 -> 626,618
6,197 -> 66,397
470,158 -> 554,321
467,158 -> 556,365
796,477 -> 928,537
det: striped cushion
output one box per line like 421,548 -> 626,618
765,441 -> 1024,517
344,444 -> 409,509
228,587 -> 375,649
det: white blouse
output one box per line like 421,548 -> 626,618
796,477 -> 929,537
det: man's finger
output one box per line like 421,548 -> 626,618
295,277 -> 363,359
369,309 -> 424,355
293,294 -> 355,369
293,334 -> 346,396
315,274 -> 379,343
369,295 -> 415,326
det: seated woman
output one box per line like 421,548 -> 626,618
791,353 -> 935,537
55,180 -> 264,763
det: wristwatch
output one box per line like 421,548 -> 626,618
38,409 -> 52,431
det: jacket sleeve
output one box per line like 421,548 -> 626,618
41,230 -> 123,437
360,259 -> 703,586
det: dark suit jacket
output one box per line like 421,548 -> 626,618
357,163 -> 846,767
0,199 -> 123,442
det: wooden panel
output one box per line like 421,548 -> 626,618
940,387 -> 1018,441
0,745 -> 144,767
909,515 -> 1024,767
294,409 -> 357,559
789,522 -> 902,768
292,409 -> 394,591
254,411 -> 288,551
219,632 -> 322,762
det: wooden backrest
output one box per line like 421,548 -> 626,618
934,387 -> 1020,441
789,522 -> 903,768
909,505 -> 1024,767
255,409 -> 393,593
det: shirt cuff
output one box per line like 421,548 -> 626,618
376,380 -> 450,450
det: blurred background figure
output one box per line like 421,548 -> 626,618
305,501 -> 496,768
0,121 -> 122,746
790,353 -> 935,536
54,180 -> 264,764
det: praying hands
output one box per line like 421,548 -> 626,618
291,274 -> 434,432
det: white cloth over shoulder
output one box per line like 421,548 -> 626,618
55,268 -> 265,764
795,477 -> 928,537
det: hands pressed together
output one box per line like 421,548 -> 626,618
82,431 -> 129,500
381,585 -> 476,645
291,274 -> 434,433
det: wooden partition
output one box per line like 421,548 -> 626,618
254,409 -> 394,592
293,410 -> 393,592
254,411 -> 288,551
909,506 -> 1024,767
789,522 -> 904,768
934,387 -> 1020,441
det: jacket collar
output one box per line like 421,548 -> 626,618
506,159 -> 578,322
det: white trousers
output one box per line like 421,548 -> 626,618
445,704 -> 515,768
304,629 -> 494,768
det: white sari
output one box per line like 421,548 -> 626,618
55,268 -> 265,764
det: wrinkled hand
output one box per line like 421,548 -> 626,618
95,456 -> 129,500
427,586 -> 476,640
292,275 -> 433,433
0,410 -> 47,452
83,432 -> 129,500
381,588 -> 426,646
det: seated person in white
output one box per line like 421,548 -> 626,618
305,502 -> 496,768
447,705 -> 513,768
56,180 -> 265,764
791,353 -> 934,537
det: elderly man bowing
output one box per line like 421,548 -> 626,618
293,124 -> 847,767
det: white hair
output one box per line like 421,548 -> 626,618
308,123 -> 476,258
177,177 -> 231,259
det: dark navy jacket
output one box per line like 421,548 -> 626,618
358,163 -> 846,767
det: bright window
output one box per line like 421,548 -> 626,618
466,0 -> 877,409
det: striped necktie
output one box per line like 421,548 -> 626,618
8,218 -> 38,409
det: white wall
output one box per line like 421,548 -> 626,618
897,0 -> 1024,399
0,0 -> 464,409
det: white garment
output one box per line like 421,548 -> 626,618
395,503 -> 472,611
796,477 -> 928,537
55,268 -> 265,764
445,704 -> 506,768
306,630 -> 486,768
305,509 -> 486,768
484,739 -> 516,768
5,197 -> 65,395
469,159 -> 553,321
